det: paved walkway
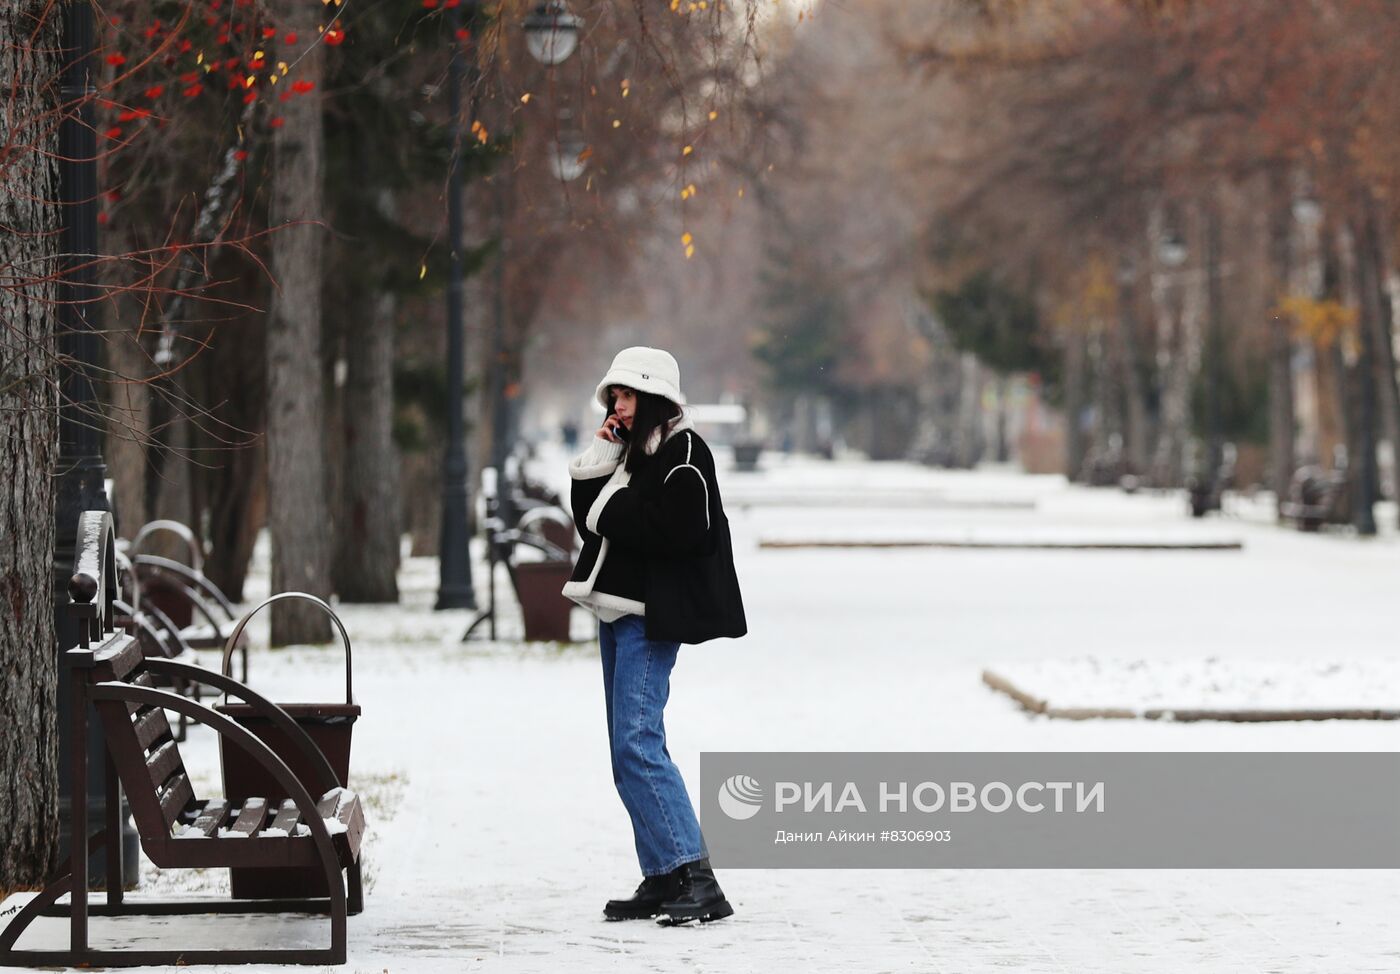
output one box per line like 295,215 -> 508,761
6,455 -> 1400,971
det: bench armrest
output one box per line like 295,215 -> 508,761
142,658 -> 341,794
133,555 -> 238,619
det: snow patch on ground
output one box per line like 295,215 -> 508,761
989,655 -> 1400,712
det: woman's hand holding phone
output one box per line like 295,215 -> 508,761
598,414 -> 628,443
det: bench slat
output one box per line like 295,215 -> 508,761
265,799 -> 302,836
184,799 -> 230,837
124,669 -> 158,714
132,707 -> 172,751
144,739 -> 183,792
229,797 -> 269,837
158,773 -> 194,827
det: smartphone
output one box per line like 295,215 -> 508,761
610,423 -> 630,442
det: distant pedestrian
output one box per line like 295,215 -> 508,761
562,345 -> 747,925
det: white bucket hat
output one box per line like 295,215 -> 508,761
594,346 -> 686,408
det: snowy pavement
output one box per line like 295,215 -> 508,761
7,451 -> 1400,972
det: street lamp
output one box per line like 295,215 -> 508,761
522,1 -> 582,67
549,128 -> 589,182
436,0 -> 480,610
438,0 -> 584,610
1156,231 -> 1188,269
1292,196 -> 1323,228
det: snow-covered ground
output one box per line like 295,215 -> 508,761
7,448 -> 1400,972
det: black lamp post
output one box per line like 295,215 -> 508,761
438,1 -> 583,611
436,0 -> 480,610
54,0 -> 138,886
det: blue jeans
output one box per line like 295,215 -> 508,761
598,614 -> 709,877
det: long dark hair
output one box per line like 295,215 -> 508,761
608,386 -> 683,474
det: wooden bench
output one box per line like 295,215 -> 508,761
114,548 -> 202,741
126,518 -> 248,677
129,552 -> 249,681
1280,463 -> 1350,531
0,511 -> 365,968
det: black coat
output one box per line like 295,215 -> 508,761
568,427 -> 747,645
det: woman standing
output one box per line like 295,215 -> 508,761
562,346 -> 747,925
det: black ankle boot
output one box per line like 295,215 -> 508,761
604,868 -> 682,921
656,858 -> 734,925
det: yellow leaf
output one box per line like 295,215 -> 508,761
682,145 -> 693,156
269,74 -> 278,85
685,244 -> 695,259
708,110 -> 717,121
521,93 -> 531,103
196,51 -> 204,64
419,264 -> 427,280
681,231 -> 693,245
612,119 -> 621,128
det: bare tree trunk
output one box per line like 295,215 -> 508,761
1343,230 -> 1380,535
0,0 -> 60,891
1202,200 -> 1226,481
995,374 -> 1010,463
1356,203 -> 1400,507
956,352 -> 984,468
103,326 -> 147,533
336,275 -> 401,602
1266,172 -> 1296,514
1116,265 -> 1150,476
1093,319 -> 1120,462
202,302 -> 268,602
1149,207 -> 1195,488
1151,288 -> 1191,489
266,21 -> 331,645
1331,228 -> 1378,535
1063,330 -> 1088,479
